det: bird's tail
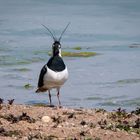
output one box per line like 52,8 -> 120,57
35,87 -> 48,93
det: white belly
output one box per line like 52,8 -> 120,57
43,66 -> 68,89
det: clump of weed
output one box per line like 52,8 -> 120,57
0,98 -> 4,104
62,111 -> 76,119
0,98 -> 4,110
24,83 -> 32,89
48,51 -> 97,57
28,133 -> 42,140
0,112 -> 35,124
131,107 -> 140,115
116,120 -> 131,132
0,127 -> 21,137
95,108 -> 107,113
18,112 -> 36,123
80,120 -> 87,126
51,115 -> 64,127
45,135 -> 58,140
134,118 -> 140,128
98,119 -> 107,129
80,131 -> 86,136
73,46 -> 82,50
8,99 -> 14,105
109,108 -> 131,120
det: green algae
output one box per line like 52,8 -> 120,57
86,97 -> 103,101
34,50 -> 48,55
13,68 -> 30,72
48,51 -> 97,57
32,103 -> 49,107
24,84 -> 32,89
117,79 -> 140,85
73,46 -> 82,50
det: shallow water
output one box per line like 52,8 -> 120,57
0,0 -> 140,111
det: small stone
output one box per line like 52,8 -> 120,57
71,123 -> 75,127
41,116 -> 51,123
131,132 -> 137,135
57,125 -> 62,128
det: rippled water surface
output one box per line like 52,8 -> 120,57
0,0 -> 140,111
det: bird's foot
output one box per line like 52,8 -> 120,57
48,104 -> 55,108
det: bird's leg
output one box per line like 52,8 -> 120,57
48,90 -> 52,106
57,89 -> 61,107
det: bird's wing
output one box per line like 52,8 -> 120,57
37,65 -> 47,87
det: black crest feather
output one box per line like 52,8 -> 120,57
42,22 -> 70,42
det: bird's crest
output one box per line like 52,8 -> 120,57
42,22 -> 70,42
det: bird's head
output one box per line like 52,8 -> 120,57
52,41 -> 61,56
42,22 -> 70,57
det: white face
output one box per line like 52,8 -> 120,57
58,44 -> 61,49
58,44 -> 62,57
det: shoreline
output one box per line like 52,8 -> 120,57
0,103 -> 140,140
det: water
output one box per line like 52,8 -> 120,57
0,0 -> 140,111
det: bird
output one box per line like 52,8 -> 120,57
36,23 -> 70,107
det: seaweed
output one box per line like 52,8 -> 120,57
33,103 -> 49,107
73,46 -> 82,50
0,98 -> 4,104
0,127 -> 5,133
0,98 -> 4,110
95,108 -> 106,113
115,108 -> 127,117
5,114 -> 18,123
131,107 -> 140,115
68,112 -> 75,119
63,112 -> 76,119
45,135 -> 58,140
84,138 -> 93,140
94,137 -> 101,140
67,138 -> 78,140
98,111 -> 140,134
109,107 -> 131,120
89,122 -> 96,128
0,127 -> 21,137
48,51 -> 97,57
18,112 -> 36,123
24,83 -> 32,89
80,131 -> 86,136
5,130 -> 21,137
116,120 -> 131,131
13,68 -> 30,72
134,118 -> 140,128
80,120 -> 87,126
28,133 -> 42,140
8,99 -> 14,105
51,115 -> 64,126
98,119 -> 107,129
0,112 -> 35,124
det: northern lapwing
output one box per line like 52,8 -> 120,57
36,23 -> 70,107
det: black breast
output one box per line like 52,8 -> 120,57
47,56 -> 66,72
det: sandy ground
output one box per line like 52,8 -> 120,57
0,102 -> 140,140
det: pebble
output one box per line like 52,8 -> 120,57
41,116 -> 51,123
57,125 -> 62,128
